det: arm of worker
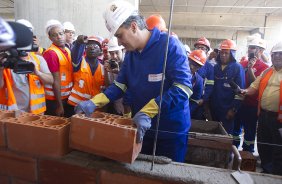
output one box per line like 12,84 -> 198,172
189,75 -> 204,114
0,68 -> 4,89
52,72 -> 64,116
31,55 -> 53,85
227,64 -> 245,120
247,58 -> 257,83
198,61 -> 214,102
71,35 -> 87,72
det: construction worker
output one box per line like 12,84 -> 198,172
146,14 -> 178,39
104,36 -> 127,115
241,42 -> 282,175
233,37 -> 269,152
194,37 -> 215,120
63,21 -> 75,49
0,20 -> 53,114
75,0 -> 193,162
211,39 -> 245,134
188,50 -> 206,118
43,19 -> 74,117
67,35 -> 105,106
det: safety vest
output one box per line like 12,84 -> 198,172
28,52 -> 46,114
0,69 -> 18,110
68,58 -> 104,106
44,44 -> 73,100
258,68 -> 282,122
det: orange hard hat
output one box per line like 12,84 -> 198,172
194,37 -> 211,51
220,39 -> 237,50
146,14 -> 167,31
188,50 -> 207,66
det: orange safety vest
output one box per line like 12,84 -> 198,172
68,58 -> 105,106
28,52 -> 46,114
0,69 -> 18,110
44,44 -> 73,100
258,67 -> 282,123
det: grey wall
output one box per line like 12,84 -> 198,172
14,0 -> 138,48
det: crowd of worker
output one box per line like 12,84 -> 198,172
0,0 -> 281,176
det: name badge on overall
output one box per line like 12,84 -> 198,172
148,73 -> 163,82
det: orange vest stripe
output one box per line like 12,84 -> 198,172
44,44 -> 73,100
258,68 -> 282,122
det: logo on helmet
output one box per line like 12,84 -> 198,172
110,4 -> 117,12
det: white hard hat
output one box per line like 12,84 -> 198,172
248,38 -> 266,49
271,42 -> 282,53
45,19 -> 63,35
0,18 -> 15,51
183,44 -> 191,54
63,21 -> 75,32
108,36 -> 124,51
16,19 -> 34,32
103,0 -> 137,39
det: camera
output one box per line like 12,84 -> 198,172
248,52 -> 255,60
0,21 -> 35,74
108,59 -> 119,69
0,49 -> 34,74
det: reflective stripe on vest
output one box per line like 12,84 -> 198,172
258,67 -> 282,123
44,44 -> 73,100
0,69 -> 18,111
28,53 -> 46,114
67,58 -> 104,106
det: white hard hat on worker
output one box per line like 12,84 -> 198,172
103,0 -> 137,39
248,37 -> 266,50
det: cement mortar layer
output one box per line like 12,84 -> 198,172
61,151 -> 282,184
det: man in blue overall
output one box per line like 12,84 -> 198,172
75,0 -> 193,162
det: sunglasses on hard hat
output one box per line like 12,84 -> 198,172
85,43 -> 100,49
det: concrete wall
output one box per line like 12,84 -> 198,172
14,0 -> 138,48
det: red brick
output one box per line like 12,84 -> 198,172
0,175 -> 10,184
39,159 -> 97,184
0,150 -> 37,182
11,178 -> 36,184
4,114 -> 70,158
70,112 -> 142,163
99,170 -> 172,184
0,110 -> 16,148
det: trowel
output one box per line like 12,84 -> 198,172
231,146 -> 254,184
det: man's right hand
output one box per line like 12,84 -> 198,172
77,35 -> 88,44
75,100 -> 96,117
55,105 -> 64,117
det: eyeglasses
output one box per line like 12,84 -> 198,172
50,32 -> 65,38
85,44 -> 100,49
196,46 -> 208,51
65,30 -> 75,34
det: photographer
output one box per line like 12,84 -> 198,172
104,37 -> 131,116
67,35 -> 105,106
233,37 -> 269,153
0,20 -> 53,114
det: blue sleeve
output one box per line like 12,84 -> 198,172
189,75 -> 203,114
154,37 -> 193,113
231,64 -> 245,111
71,42 -> 85,72
199,61 -> 214,101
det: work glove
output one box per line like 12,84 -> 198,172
74,100 -> 96,117
132,112 -> 152,143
